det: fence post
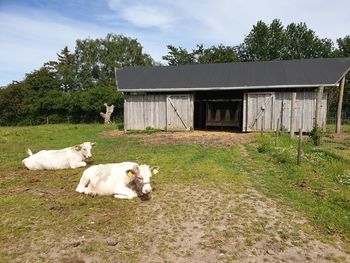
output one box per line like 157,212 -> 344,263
290,92 -> 297,137
275,118 -> 280,146
46,117 -> 49,125
297,128 -> 302,165
336,77 -> 345,134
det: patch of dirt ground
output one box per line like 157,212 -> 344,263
130,186 -> 350,263
20,185 -> 350,263
100,130 -> 255,148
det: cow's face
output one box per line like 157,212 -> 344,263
75,142 -> 96,159
137,165 -> 159,194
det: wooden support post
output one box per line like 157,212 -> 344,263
46,117 -> 49,125
290,92 -> 296,137
315,86 -> 324,128
336,77 -> 346,134
275,118 -> 280,146
297,128 -> 302,165
323,95 -> 329,133
261,110 -> 264,136
280,100 -> 284,130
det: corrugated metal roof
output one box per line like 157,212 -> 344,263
116,57 -> 350,92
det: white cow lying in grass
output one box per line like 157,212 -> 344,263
22,142 -> 95,170
75,162 -> 159,200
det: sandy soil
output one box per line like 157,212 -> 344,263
18,183 -> 348,263
100,130 -> 255,148
131,185 -> 350,263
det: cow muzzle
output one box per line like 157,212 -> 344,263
142,182 -> 152,194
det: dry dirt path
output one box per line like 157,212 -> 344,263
130,185 -> 349,263
94,130 -> 350,262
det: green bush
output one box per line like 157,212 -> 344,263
309,126 -> 323,146
257,142 -> 272,153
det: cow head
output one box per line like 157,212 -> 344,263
74,142 -> 96,159
127,165 -> 159,195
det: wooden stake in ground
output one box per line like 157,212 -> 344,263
315,86 -> 324,128
260,110 -> 265,136
290,92 -> 297,137
297,128 -> 302,165
100,103 -> 115,125
275,118 -> 280,146
336,77 -> 346,134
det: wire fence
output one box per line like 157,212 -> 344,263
327,112 -> 350,124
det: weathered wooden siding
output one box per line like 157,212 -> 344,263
124,94 -> 167,130
245,92 -> 275,131
243,90 -> 327,132
124,94 -> 194,131
166,95 -> 194,131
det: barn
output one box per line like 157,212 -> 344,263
116,58 -> 350,132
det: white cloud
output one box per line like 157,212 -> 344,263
0,7 -> 169,86
1,0 -> 349,86
121,5 -> 176,30
0,10 -> 110,86
106,0 -> 350,44
107,1 -> 177,31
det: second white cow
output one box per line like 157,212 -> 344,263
22,142 -> 95,170
75,162 -> 159,199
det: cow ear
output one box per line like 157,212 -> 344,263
74,145 -> 82,151
91,142 -> 96,147
126,166 -> 139,179
151,166 -> 160,176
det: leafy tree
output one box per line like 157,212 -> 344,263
267,19 -> 287,60
332,36 -> 350,114
75,34 -> 154,89
239,20 -> 333,61
240,20 -> 271,61
0,82 -> 30,125
69,86 -> 124,123
0,33 -> 146,125
24,67 -> 60,91
162,45 -> 195,65
163,44 -> 238,65
195,44 -> 238,64
335,35 -> 350,57
45,46 -> 78,92
283,22 -> 333,59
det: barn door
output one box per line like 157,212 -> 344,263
166,95 -> 193,131
245,93 -> 275,131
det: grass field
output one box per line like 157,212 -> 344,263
0,124 -> 350,262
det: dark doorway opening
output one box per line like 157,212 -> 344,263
194,91 -> 243,131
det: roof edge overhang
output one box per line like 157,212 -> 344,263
335,67 -> 350,84
118,83 -> 339,92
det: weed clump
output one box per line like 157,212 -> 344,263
309,126 -> 323,146
127,127 -> 161,134
257,143 -> 272,153
336,170 -> 350,186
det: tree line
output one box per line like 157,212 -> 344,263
0,19 -> 349,125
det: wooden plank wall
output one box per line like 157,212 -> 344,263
124,94 -> 167,130
244,90 -> 327,132
245,93 -> 275,131
277,91 -> 327,132
166,95 -> 194,131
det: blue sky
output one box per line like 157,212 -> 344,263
0,0 -> 349,86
